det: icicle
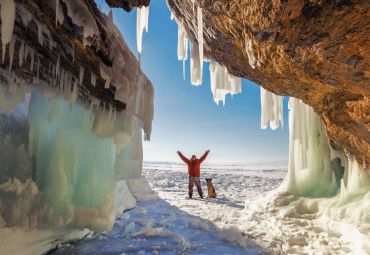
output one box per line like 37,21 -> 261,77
36,55 -> 40,80
209,61 -> 241,105
197,5 -> 203,73
59,69 -> 65,90
30,49 -> 35,72
177,23 -> 188,61
100,63 -> 111,88
190,41 -> 202,85
8,36 -> 16,71
108,104 -> 112,120
136,6 -> 149,54
72,43 -> 75,63
91,72 -> 96,87
49,35 -> 53,52
19,40 -> 24,67
260,87 -> 283,130
170,12 -> 174,20
1,0 -> 16,63
36,21 -> 44,46
19,5 -> 33,28
55,55 -> 60,78
55,0 -> 64,26
144,7 -> 149,33
79,66 -> 84,84
71,78 -> 78,102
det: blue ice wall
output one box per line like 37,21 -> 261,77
0,90 -> 144,232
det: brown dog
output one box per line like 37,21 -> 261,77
205,178 -> 216,198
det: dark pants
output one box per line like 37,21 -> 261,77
188,176 -> 203,195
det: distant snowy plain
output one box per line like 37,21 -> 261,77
53,162 -> 287,254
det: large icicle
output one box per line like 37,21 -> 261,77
190,41 -> 202,85
197,5 -> 203,75
260,87 -> 283,130
177,23 -> 188,80
286,98 -> 339,196
209,62 -> 241,105
1,0 -> 16,63
189,5 -> 204,86
136,6 -> 149,55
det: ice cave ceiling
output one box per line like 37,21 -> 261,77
1,0 -> 369,166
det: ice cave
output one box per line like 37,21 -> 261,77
0,0 -> 369,254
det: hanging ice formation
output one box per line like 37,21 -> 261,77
136,5 -> 149,55
177,22 -> 188,80
286,98 -> 370,198
260,87 -> 283,130
0,0 -> 155,242
1,0 -> 16,63
169,3 -> 242,104
209,62 -> 241,106
190,5 -> 203,85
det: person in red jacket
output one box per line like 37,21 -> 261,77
177,150 -> 210,199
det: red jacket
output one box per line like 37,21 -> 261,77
178,151 -> 209,177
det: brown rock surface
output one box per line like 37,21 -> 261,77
1,0 -> 152,113
167,0 -> 369,167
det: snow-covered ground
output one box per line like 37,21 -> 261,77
52,162 -> 287,254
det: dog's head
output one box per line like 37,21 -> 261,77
205,178 -> 212,183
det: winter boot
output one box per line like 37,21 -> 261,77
199,193 -> 203,199
188,193 -> 192,199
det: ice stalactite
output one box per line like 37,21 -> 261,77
189,5 -> 204,86
197,5 -> 203,79
8,36 -> 16,71
209,61 -> 241,105
79,66 -> 84,84
286,98 -> 338,196
260,87 -> 283,130
62,0 -> 98,39
136,5 -> 149,55
170,4 -> 243,103
286,98 -> 370,198
1,0 -> 15,63
190,41 -> 202,85
55,0 -> 64,26
242,98 -> 369,254
91,72 -> 96,87
177,23 -> 188,80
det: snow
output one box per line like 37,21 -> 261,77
45,99 -> 369,254
260,87 -> 283,130
50,162 -> 286,254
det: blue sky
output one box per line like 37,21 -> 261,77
101,0 -> 289,163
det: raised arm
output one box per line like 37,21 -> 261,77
177,151 -> 190,164
199,150 -> 210,163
